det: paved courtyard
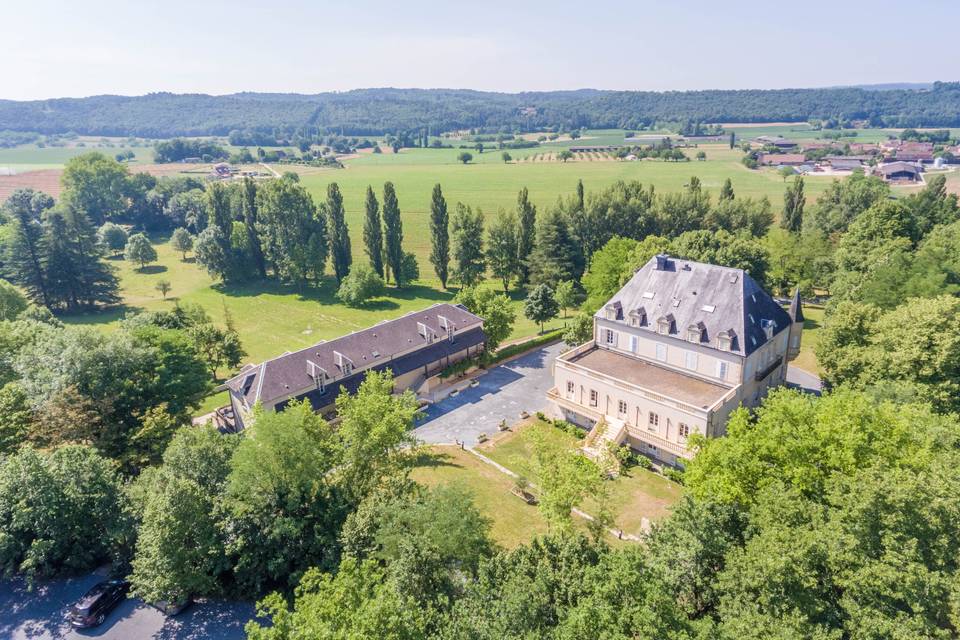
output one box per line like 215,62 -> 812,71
0,573 -> 257,640
414,341 -> 564,446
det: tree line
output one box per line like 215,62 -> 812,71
4,84 -> 960,138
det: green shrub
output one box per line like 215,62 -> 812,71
633,454 -> 652,470
663,467 -> 685,485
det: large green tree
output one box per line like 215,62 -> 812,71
362,186 -> 384,278
241,177 -> 267,279
61,152 -> 129,225
781,176 -> 805,232
486,208 -> 520,292
516,187 -> 537,284
0,445 -> 130,579
454,287 -> 516,352
326,182 -> 352,284
382,182 -> 405,286
429,184 -> 450,288
255,177 -> 327,284
450,203 -> 486,288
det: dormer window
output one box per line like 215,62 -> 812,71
604,301 -> 622,321
686,322 -> 705,343
629,306 -> 647,327
417,322 -> 435,343
718,329 -> 736,352
761,319 -> 775,341
334,351 -> 354,376
657,314 -> 674,335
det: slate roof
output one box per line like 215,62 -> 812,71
597,255 -> 792,357
877,161 -> 921,176
227,303 -> 484,407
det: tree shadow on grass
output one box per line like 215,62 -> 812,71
137,264 -> 168,275
803,316 -> 822,331
408,448 -> 463,472
388,283 -> 455,303
212,277 -> 453,308
59,303 -> 143,326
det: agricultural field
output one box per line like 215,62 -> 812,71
10,128 -> 888,401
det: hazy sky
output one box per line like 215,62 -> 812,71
2,0 -> 958,100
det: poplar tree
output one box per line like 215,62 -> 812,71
451,203 -> 486,288
362,186 -> 384,277
782,177 -> 806,232
516,187 -> 537,284
429,184 -> 450,288
205,182 -> 236,279
720,178 -> 735,202
382,182 -> 404,287
326,183 -> 352,284
242,177 -> 266,279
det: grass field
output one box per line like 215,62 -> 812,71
411,445 -> 551,548
27,130 -> 848,402
793,305 -> 825,375
478,419 -> 682,536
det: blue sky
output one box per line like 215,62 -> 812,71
2,0 -> 958,100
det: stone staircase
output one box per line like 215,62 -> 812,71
581,417 -> 627,477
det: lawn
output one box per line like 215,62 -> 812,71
478,419 -> 683,537
410,445 -> 550,548
793,305 -> 825,375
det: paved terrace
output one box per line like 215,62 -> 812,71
563,345 -> 733,409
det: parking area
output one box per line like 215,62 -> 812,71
414,341 -> 563,446
0,573 -> 256,640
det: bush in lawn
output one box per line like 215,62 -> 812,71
336,264 -> 385,307
633,454 -> 653,470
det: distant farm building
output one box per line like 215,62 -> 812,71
757,153 -> 806,166
755,136 -> 798,150
824,157 -> 866,171
874,161 -> 922,182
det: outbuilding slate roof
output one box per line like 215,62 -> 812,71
227,303 -> 484,407
597,255 -> 792,357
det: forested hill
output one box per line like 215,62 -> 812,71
2,83 -> 960,137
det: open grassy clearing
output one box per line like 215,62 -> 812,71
62,235 -> 572,388
477,419 -> 682,536
410,445 -> 551,548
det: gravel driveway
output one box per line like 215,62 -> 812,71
413,341 -> 564,446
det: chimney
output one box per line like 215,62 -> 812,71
654,254 -> 670,271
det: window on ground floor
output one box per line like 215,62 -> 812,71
589,389 -> 598,407
605,329 -> 617,346
648,412 -> 659,431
